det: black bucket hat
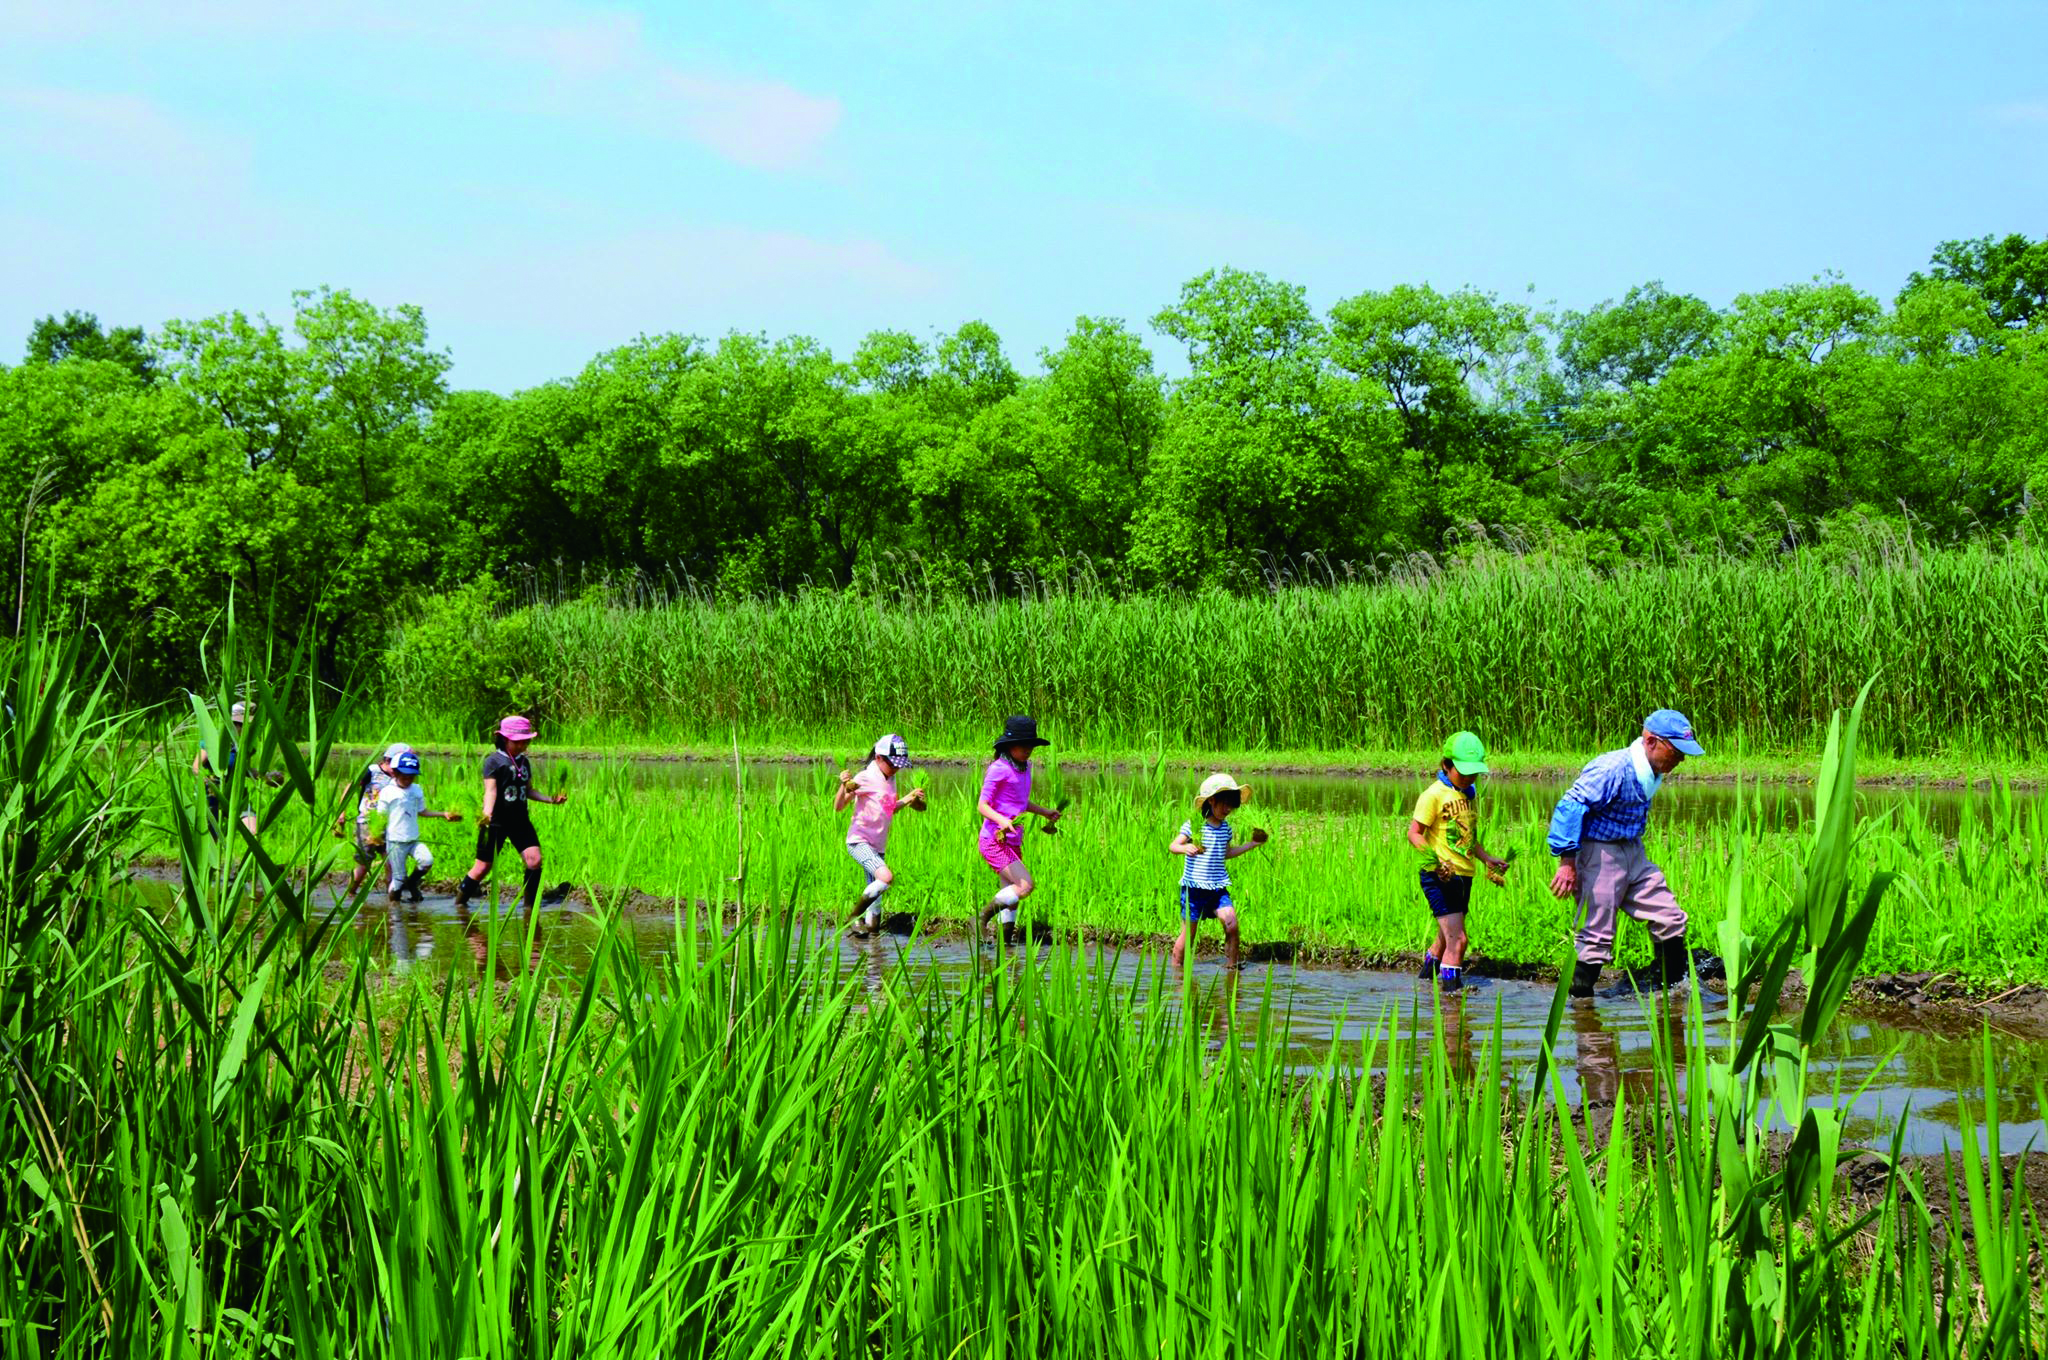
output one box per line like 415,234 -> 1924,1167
993,715 -> 1051,753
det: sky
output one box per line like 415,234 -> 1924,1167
2,0 -> 2044,392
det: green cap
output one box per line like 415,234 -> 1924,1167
1442,731 -> 1489,775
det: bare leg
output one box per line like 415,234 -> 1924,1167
1218,906 -> 1241,972
1440,913 -> 1468,969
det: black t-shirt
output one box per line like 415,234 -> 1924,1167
483,750 -> 533,825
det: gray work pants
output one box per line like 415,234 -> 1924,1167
1573,838 -> 1687,964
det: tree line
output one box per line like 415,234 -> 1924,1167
3,234 -> 2045,693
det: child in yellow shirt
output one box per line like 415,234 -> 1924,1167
1408,731 -> 1509,992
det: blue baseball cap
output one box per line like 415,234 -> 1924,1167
1644,709 -> 1704,756
395,752 -> 422,775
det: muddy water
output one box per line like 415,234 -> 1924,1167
355,888 -> 2048,1158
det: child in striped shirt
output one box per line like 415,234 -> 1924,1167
1169,772 -> 1268,970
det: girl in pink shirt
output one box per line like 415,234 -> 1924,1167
974,715 -> 1063,939
832,734 -> 927,937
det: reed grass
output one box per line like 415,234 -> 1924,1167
372,542 -> 2048,762
9,627 -> 2046,1355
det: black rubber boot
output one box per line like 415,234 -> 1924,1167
521,864 -> 542,913
1568,960 -> 1603,999
402,871 -> 424,902
1655,937 -> 1691,990
453,874 -> 480,908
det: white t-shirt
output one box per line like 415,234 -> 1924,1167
376,783 -> 426,842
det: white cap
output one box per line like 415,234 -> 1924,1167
872,734 -> 911,769
383,742 -> 411,763
229,701 -> 248,723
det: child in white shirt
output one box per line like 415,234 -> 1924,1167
371,752 -> 463,903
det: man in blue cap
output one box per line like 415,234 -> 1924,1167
1546,709 -> 1704,998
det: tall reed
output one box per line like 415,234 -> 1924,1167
374,542 -> 2048,760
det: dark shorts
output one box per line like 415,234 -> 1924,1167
1420,869 -> 1473,919
475,817 -> 540,863
1180,885 -> 1235,922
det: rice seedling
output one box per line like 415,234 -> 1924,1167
12,627 -> 2048,1354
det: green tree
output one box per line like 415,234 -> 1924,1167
1326,283 -> 1550,546
23,311 -> 157,384
157,287 -> 451,677
1904,233 -> 2048,331
1032,317 -> 1165,561
1555,282 -> 1719,392
1137,269 -> 1394,584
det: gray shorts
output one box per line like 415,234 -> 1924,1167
846,841 -> 886,881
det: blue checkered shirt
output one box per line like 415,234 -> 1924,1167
1547,747 -> 1653,854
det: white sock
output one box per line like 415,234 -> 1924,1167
998,908 -> 1017,924
860,879 -> 889,903
993,887 -> 1020,907
864,905 -> 881,927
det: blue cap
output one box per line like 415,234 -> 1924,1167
1645,709 -> 1704,756
395,752 -> 422,775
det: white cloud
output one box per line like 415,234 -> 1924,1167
487,13 -> 842,171
0,0 -> 843,172
0,86 -> 250,184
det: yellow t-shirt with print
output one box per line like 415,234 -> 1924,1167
1411,777 -> 1479,878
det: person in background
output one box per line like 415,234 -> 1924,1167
1168,772 -> 1267,972
973,715 -> 1063,939
338,742 -> 410,895
192,700 -> 274,839
452,715 -> 568,914
1409,731 -> 1510,993
833,733 -> 928,937
1547,709 -> 1703,998
369,751 -> 463,904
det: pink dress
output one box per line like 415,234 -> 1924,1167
978,757 -> 1031,872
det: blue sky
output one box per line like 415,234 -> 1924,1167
3,0 -> 2043,392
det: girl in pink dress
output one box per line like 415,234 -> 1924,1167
973,715 -> 1064,939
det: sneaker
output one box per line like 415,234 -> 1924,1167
1417,955 -> 1438,980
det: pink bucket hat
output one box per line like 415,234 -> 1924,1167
497,715 -> 537,741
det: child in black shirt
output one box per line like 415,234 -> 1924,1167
452,715 -> 568,912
